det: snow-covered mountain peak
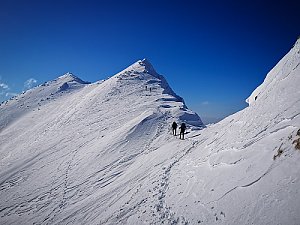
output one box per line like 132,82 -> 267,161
115,58 -> 160,80
111,59 -> 174,95
102,59 -> 203,127
138,58 -> 158,75
56,72 -> 90,85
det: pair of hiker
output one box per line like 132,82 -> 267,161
172,122 -> 186,139
145,86 -> 152,92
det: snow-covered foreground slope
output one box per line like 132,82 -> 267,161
1,37 -> 300,225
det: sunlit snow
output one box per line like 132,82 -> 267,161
1,39 -> 300,225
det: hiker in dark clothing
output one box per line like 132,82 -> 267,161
179,123 -> 186,140
172,122 -> 178,136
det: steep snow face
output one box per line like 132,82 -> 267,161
115,59 -> 184,102
0,59 -> 203,224
112,58 -> 203,126
246,38 -> 300,105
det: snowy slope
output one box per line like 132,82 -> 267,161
0,72 -> 90,131
0,59 -> 203,224
156,39 -> 300,224
0,36 -> 299,225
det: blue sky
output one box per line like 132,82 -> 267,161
0,0 -> 299,123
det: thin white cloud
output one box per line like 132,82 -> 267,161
24,78 -> 37,90
201,101 -> 209,105
0,82 -> 10,97
5,92 -> 18,97
0,82 -> 9,90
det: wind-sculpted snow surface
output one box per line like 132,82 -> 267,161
1,37 -> 300,224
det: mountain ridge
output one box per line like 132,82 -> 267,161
0,39 -> 299,224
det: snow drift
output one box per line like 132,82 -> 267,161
0,37 -> 300,225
